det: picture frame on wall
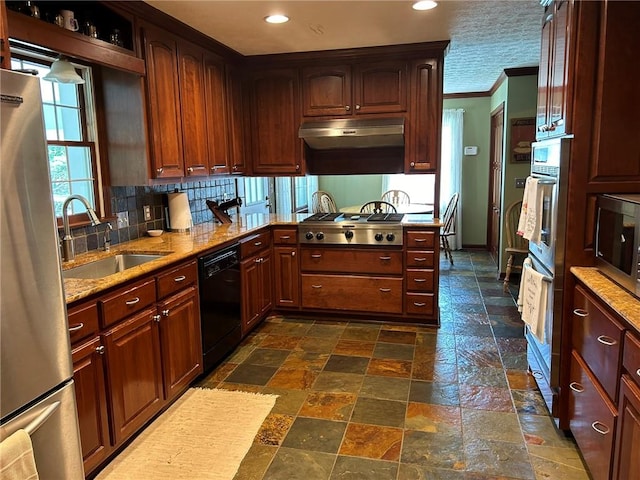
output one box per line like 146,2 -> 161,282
510,117 -> 535,163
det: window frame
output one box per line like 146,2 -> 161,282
9,51 -> 112,228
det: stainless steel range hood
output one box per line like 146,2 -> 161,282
299,117 -> 404,150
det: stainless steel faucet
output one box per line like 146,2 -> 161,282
61,194 -> 101,262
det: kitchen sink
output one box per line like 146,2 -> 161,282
62,253 -> 168,279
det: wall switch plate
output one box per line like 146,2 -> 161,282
143,205 -> 152,221
515,178 -> 526,188
464,146 -> 478,155
116,211 -> 129,228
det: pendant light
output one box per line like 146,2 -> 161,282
43,56 -> 85,84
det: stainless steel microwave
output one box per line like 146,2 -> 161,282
595,194 -> 640,298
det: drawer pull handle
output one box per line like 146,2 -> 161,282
379,256 -> 391,261
591,421 -> 610,435
174,275 -> 186,282
68,323 -> 84,332
531,370 -> 543,379
280,235 -> 291,240
414,238 -> 426,243
569,382 -> 584,393
414,257 -> 427,262
254,241 -> 262,247
414,278 -> 427,283
125,297 -> 140,306
596,335 -> 617,346
573,308 -> 589,318
311,284 -> 322,289
311,254 -> 322,259
413,302 -> 426,307
379,288 -> 391,293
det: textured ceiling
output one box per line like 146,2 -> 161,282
144,0 -> 542,94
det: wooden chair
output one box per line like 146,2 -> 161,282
440,193 -> 459,265
360,200 -> 397,214
311,191 -> 338,213
503,200 -> 529,292
381,190 -> 410,205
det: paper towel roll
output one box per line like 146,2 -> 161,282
168,192 -> 192,232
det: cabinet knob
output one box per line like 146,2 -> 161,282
211,166 -> 216,171
233,165 -> 238,171
345,105 -> 351,111
410,162 -> 415,168
95,345 -> 105,355
153,314 -> 161,322
156,167 -> 164,174
187,167 -> 194,173
291,251 -> 296,256
296,164 -> 300,171
162,309 -> 170,316
355,104 -> 361,110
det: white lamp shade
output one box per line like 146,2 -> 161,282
43,58 -> 85,84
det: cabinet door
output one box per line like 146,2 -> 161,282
613,375 -> 640,480
104,307 -> 164,445
241,254 -> 261,334
548,0 -> 571,137
72,337 -> 111,476
178,40 -> 209,177
301,65 -> 352,117
259,249 -> 273,316
142,23 -> 184,178
406,59 -> 440,172
354,61 -> 407,115
157,286 -> 203,402
226,64 -> 247,174
273,246 -> 299,308
536,6 -> 554,138
204,52 -> 231,175
250,68 -> 302,175
0,0 -> 10,69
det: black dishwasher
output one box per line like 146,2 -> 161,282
198,243 -> 242,373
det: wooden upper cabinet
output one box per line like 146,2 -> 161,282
301,61 -> 407,117
249,68 -> 302,175
1,1 -> 10,69
178,40 -> 209,177
406,58 -> 441,172
226,63 -> 247,174
536,0 -> 571,139
142,23 -> 184,179
203,52 -> 231,175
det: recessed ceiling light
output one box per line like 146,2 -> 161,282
265,14 -> 290,24
412,1 -> 438,11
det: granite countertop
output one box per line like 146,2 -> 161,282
571,266 -> 640,333
63,213 -> 443,304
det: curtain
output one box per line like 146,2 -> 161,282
441,108 -> 464,250
306,175 -> 319,210
275,177 -> 292,213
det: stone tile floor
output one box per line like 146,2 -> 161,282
196,251 -> 590,479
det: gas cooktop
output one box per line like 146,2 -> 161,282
301,212 -> 405,224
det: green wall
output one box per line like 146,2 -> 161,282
443,97 -> 492,247
318,175 -> 383,209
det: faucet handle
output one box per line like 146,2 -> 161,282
103,222 -> 113,252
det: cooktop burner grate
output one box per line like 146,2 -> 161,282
367,213 -> 405,223
302,212 -> 342,222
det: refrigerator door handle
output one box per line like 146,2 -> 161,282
24,401 -> 60,436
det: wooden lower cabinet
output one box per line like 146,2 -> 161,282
72,336 -> 111,475
613,375 -> 640,480
104,306 -> 164,446
241,248 -> 272,335
157,286 -> 203,402
273,245 -> 300,308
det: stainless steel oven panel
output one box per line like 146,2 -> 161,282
528,176 -> 558,273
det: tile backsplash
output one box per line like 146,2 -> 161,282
68,178 -> 236,255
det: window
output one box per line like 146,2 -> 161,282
292,176 -> 308,212
382,174 -> 436,205
10,56 -> 105,223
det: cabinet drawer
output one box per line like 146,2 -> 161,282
301,248 -> 402,275
406,230 -> 436,249
156,261 -> 197,299
273,227 -> 297,245
406,269 -> 434,292
623,333 -> 640,387
405,251 -> 435,268
405,293 -> 435,316
240,230 -> 271,258
572,285 -> 624,402
100,279 -> 156,328
301,274 -> 402,313
68,301 -> 99,345
568,351 -> 617,480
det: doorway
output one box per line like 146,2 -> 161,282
488,103 -> 504,264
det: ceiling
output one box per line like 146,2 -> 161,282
144,0 -> 543,95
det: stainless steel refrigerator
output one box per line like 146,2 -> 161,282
0,70 -> 84,478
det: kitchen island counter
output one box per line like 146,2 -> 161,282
63,213 -> 442,304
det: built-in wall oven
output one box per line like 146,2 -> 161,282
525,136 -> 571,415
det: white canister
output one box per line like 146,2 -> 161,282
167,192 -> 193,232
